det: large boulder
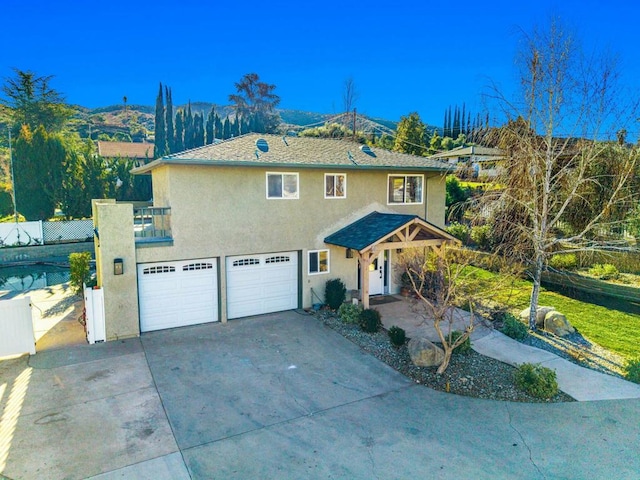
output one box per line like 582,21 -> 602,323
520,306 -> 556,327
544,311 -> 575,337
408,338 -> 444,367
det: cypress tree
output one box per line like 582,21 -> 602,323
222,117 -> 231,139
461,103 -> 466,136
194,112 -> 204,147
205,107 -> 215,144
154,82 -> 166,158
443,108 -> 449,138
174,109 -> 184,152
214,113 -> 222,140
184,102 -> 194,149
165,86 -> 174,153
452,106 -> 461,139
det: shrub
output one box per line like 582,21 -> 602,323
388,326 -> 406,346
445,222 -> 471,244
325,278 -> 346,310
338,303 -> 363,324
501,313 -> 529,341
548,253 -> 578,271
450,330 -> 471,354
625,358 -> 640,384
588,263 -> 620,280
470,224 -> 492,251
359,308 -> 382,333
514,363 -> 559,399
69,252 -> 92,296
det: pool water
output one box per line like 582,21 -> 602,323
0,264 -> 72,293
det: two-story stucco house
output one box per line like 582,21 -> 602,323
91,133 -> 456,340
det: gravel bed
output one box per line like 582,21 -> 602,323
315,310 -> 574,403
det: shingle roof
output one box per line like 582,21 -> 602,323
132,134 -> 451,174
324,211 -> 452,251
97,141 -> 155,159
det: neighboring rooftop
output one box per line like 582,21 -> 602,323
97,141 -> 155,160
431,145 -> 504,160
132,134 -> 451,174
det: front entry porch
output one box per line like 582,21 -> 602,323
325,211 -> 459,309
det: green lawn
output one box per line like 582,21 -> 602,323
467,266 -> 640,360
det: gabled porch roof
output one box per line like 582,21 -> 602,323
324,211 -> 459,309
324,211 -> 458,254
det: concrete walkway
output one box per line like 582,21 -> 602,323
374,295 -> 640,402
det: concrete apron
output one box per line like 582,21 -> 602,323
0,311 -> 639,479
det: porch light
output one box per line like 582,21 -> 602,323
114,258 -> 124,275
346,248 -> 353,258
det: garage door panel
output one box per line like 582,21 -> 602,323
138,259 -> 219,332
226,251 -> 298,319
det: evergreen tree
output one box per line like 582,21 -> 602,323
452,106 -> 461,139
231,116 -> 240,137
174,109 -> 184,152
205,107 -> 215,144
393,112 -> 427,155
194,112 -> 204,147
165,86 -> 174,153
214,113 -> 223,140
13,125 -> 66,220
154,82 -> 166,158
229,73 -> 281,133
461,103 -> 466,135
443,108 -> 449,138
222,117 -> 231,139
184,102 -> 194,149
446,106 -> 452,137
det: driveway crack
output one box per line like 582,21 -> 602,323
506,404 -> 546,479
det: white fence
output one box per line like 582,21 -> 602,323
0,221 -> 43,247
0,219 -> 94,247
84,286 -> 105,344
0,297 -> 36,357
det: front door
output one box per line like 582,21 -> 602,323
368,252 -> 384,296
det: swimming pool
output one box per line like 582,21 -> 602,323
0,263 -> 72,293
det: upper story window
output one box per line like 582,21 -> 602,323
325,173 -> 347,199
267,172 -> 299,199
387,174 -> 424,204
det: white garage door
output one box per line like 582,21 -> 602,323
226,251 -> 298,319
138,258 -> 218,332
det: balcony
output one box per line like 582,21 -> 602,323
134,207 -> 172,246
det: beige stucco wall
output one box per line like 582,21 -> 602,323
132,165 -> 446,320
93,200 -> 139,340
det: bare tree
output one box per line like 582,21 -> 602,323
342,76 -> 359,114
398,246 -> 520,374
481,19 -> 640,330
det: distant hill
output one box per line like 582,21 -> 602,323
66,103 -> 404,142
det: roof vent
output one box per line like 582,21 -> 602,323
256,138 -> 269,153
360,145 -> 376,157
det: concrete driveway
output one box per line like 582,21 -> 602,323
1,310 -> 639,479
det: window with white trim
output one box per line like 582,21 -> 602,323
267,172 -> 299,199
324,173 -> 346,199
387,174 -> 423,204
308,249 -> 329,275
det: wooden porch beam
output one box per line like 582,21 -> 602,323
369,239 -> 446,255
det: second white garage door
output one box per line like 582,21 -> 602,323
138,258 -> 218,332
226,251 -> 298,319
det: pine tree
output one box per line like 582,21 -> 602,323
393,112 -> 427,155
165,86 -> 174,153
154,82 -> 166,158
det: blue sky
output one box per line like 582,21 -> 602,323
1,0 -> 639,127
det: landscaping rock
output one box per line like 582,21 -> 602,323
544,311 -> 575,337
407,337 -> 444,367
520,306 -> 556,327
